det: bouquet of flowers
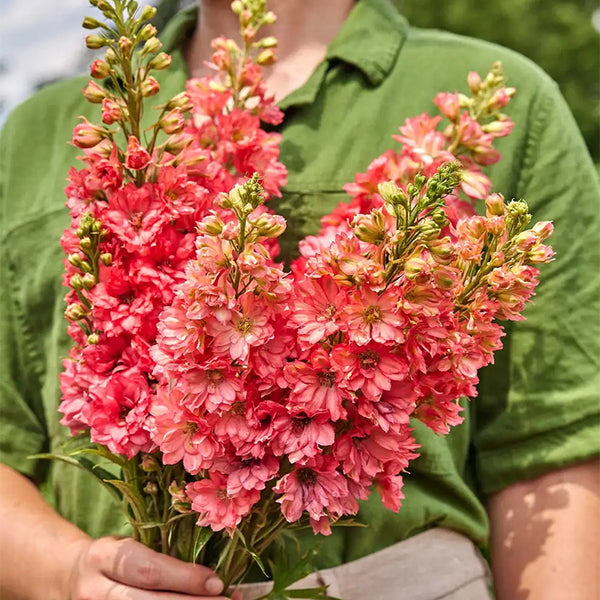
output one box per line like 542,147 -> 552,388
49,0 -> 554,597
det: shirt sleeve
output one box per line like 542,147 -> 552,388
473,76 -> 600,496
0,119 -> 50,482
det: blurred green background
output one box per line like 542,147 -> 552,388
155,0 -> 600,162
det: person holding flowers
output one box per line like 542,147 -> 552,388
0,1 -> 598,599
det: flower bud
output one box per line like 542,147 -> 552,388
82,273 -> 96,290
467,71 -> 482,94
485,193 -> 505,217
82,81 -> 107,104
82,16 -> 103,30
148,52 -> 172,71
100,253 -> 113,266
104,48 -> 118,65
118,36 -> 132,54
166,92 -> 192,112
68,253 -> 84,268
72,118 -> 107,149
231,1 -> 244,15
249,213 -> 286,238
80,237 -> 92,251
404,255 -> 428,280
142,36 -> 162,55
159,108 -> 185,134
427,237 -> 454,263
87,333 -> 100,345
65,303 -> 88,321
137,23 -> 156,42
96,0 -> 113,15
378,181 -> 407,207
141,454 -> 160,472
163,132 -> 194,154
85,34 -> 107,50
144,482 -> 159,496
256,49 -> 275,66
140,5 -> 157,21
125,135 -> 152,170
140,76 -> 160,97
352,210 -> 387,245
90,59 -> 111,79
531,220 -> 553,241
101,98 -> 123,124
198,213 -> 224,236
70,274 -> 84,289
255,36 -> 277,49
263,11 -> 277,24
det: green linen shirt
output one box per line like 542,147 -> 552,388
1,0 -> 599,569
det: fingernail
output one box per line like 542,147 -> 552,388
205,576 -> 224,594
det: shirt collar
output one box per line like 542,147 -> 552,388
326,0 -> 408,86
159,0 -> 409,108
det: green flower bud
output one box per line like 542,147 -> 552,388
70,274 -> 84,290
82,273 -> 96,290
80,236 -> 92,251
85,34 -> 108,50
139,23 -> 158,41
144,482 -> 159,496
82,16 -> 103,30
142,36 -> 162,55
140,5 -> 158,21
87,333 -> 100,345
100,253 -> 113,266
65,303 -> 88,321
148,52 -> 172,71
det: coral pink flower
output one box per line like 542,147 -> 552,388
331,343 -> 409,401
284,349 -> 351,422
87,367 -> 154,458
342,287 -> 406,345
187,472 -> 261,533
274,455 -> 356,534
103,183 -> 167,251
226,454 -> 280,495
178,361 -> 245,413
150,386 -> 222,474
290,277 -> 347,346
207,293 -> 274,361
271,411 -> 335,463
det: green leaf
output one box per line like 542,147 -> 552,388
234,529 -> 269,578
192,527 -> 214,564
29,452 -> 121,502
66,446 -> 125,467
105,479 -> 148,524
268,547 -> 318,593
286,587 -> 341,600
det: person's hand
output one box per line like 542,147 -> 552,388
67,536 -> 231,599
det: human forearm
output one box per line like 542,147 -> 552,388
0,463 -> 89,600
0,464 -> 231,600
488,458 -> 600,600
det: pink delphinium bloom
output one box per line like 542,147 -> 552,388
274,455 -> 357,535
331,343 -> 409,402
150,386 -> 222,474
284,348 -> 351,422
226,453 -> 280,495
187,472 -> 261,533
177,361 -> 245,413
87,367 -> 154,458
342,287 -> 406,345
271,410 -> 336,464
290,277 -> 347,347
207,293 -> 275,361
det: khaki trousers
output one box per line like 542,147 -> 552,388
236,528 -> 492,600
